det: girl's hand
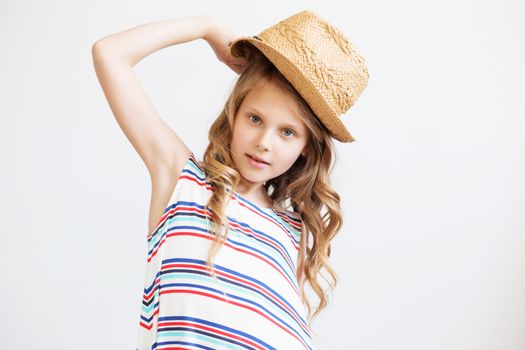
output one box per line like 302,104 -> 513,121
204,18 -> 252,74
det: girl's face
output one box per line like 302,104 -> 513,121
230,79 -> 309,198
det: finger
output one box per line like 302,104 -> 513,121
230,63 -> 246,74
230,65 -> 242,74
226,55 -> 246,67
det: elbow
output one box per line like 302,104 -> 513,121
91,39 -> 130,67
91,39 -> 110,61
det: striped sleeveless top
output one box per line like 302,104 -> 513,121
136,152 -> 316,350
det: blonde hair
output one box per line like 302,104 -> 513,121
199,44 -> 343,327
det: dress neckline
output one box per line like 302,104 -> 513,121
194,154 -> 282,213
230,188 -> 280,213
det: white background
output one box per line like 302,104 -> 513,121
1,0 -> 524,349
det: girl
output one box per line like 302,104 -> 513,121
92,10 -> 368,350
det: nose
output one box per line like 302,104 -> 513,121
255,129 -> 272,152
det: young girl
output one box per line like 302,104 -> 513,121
92,10 -> 368,350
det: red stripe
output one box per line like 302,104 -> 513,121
160,289 -> 307,348
157,320 -> 266,350
160,262 -> 308,332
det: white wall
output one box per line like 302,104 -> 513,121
1,0 -> 523,349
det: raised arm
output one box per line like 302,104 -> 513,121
92,15 -> 214,67
91,15 -> 214,176
92,15 -> 219,235
91,15 -> 252,235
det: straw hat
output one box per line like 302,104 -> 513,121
228,9 -> 369,143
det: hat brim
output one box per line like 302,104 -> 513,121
229,37 -> 355,143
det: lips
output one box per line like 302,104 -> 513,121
247,154 -> 270,165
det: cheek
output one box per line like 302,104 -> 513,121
286,148 -> 306,168
234,125 -> 253,145
230,127 -> 250,154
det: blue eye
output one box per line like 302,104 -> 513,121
249,115 -> 260,123
283,129 -> 295,137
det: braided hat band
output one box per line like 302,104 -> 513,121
229,9 -> 369,143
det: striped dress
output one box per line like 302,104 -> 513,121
136,152 -> 316,350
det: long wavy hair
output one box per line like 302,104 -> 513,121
199,44 -> 344,327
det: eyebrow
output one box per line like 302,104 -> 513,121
244,106 -> 303,130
